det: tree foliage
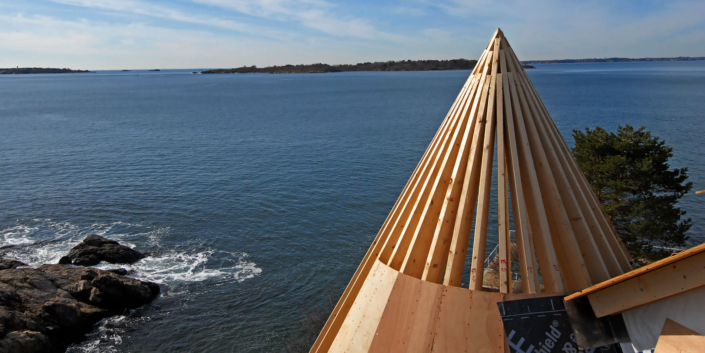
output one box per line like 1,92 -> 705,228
572,125 -> 692,261
201,59 -> 478,74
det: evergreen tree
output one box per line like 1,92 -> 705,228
572,125 -> 692,261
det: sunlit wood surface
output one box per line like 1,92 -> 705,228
311,28 -> 632,353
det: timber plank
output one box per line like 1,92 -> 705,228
368,272 -> 443,352
469,37 -> 500,290
654,319 -> 705,353
499,46 -> 537,293
566,242 -> 705,301
330,260 -> 399,352
431,286 -> 473,352
587,251 -> 705,317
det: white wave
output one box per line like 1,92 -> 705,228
1,219 -> 262,286
93,250 -> 262,285
4,218 -> 264,353
66,315 -> 130,353
1,225 -> 40,245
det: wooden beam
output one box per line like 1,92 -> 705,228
377,77 -> 477,265
506,52 -> 611,287
497,61 -> 510,293
387,45 -> 496,271
468,38 -> 500,290
499,46 -> 538,294
566,242 -> 705,301
387,81 -> 472,270
399,40 -> 500,278
508,51 -> 633,273
507,47 -> 626,279
504,40 -> 567,293
310,49 -> 484,353
421,62 -> 489,283
442,56 -> 495,287
586,250 -> 705,317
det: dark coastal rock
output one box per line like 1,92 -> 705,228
0,263 -> 159,352
59,234 -> 145,266
0,259 -> 27,270
106,268 -> 129,276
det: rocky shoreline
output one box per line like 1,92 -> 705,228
0,235 -> 158,352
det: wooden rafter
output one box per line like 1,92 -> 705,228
311,28 -> 632,353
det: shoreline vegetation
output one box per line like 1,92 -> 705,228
0,67 -> 91,74
201,59 -> 478,74
523,56 -> 705,64
3,56 -> 704,75
201,56 -> 704,74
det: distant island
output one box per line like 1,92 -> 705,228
0,67 -> 90,74
522,56 -> 705,64
201,59 -> 478,74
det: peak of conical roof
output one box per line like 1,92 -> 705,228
311,29 -> 632,353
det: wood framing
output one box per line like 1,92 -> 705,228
654,319 -> 705,353
566,242 -> 705,318
311,28 -> 632,353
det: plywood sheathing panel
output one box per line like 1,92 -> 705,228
331,261 -> 567,353
654,319 -> 705,353
431,285 -> 473,352
330,261 -> 399,353
368,270 -> 443,352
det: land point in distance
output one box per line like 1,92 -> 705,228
3,56 -> 704,74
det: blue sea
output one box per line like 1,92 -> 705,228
1,61 -> 704,352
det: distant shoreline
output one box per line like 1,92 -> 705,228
201,56 -> 704,74
0,68 -> 91,74
4,56 -> 704,75
522,56 -> 705,64
200,59 -> 478,74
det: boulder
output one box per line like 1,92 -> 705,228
0,263 -> 159,352
59,234 -> 145,266
0,259 -> 27,270
106,268 -> 129,276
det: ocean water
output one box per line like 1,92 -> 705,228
1,61 -> 704,352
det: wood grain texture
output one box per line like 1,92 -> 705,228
330,260 -> 399,353
654,319 -> 705,353
586,251 -> 705,317
566,242 -> 705,301
313,28 -> 632,352
368,271 -> 443,352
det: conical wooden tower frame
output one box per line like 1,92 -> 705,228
311,29 -> 632,353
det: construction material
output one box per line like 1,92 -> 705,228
311,28 -> 631,353
654,319 -> 705,353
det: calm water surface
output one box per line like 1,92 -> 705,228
1,61 -> 704,352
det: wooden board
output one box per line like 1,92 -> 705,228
430,285 -> 473,352
330,261 -> 399,352
468,38 -> 500,290
314,28 -> 636,352
654,319 -> 705,353
586,251 -> 705,317
566,242 -> 705,301
368,270 -> 443,352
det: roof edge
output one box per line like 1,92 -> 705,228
565,242 -> 705,301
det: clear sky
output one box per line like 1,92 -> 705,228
1,0 -> 704,70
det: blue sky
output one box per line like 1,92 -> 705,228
1,0 -> 704,69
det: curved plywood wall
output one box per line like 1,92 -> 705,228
311,29 -> 632,353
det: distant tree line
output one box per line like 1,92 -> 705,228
524,57 -> 705,64
201,59 -> 479,74
0,68 -> 91,74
